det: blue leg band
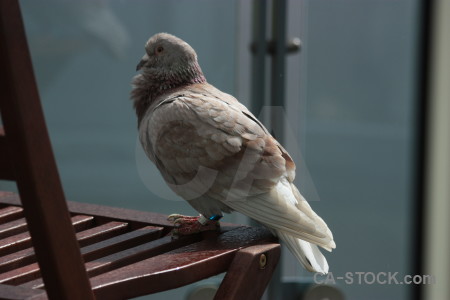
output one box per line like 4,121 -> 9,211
209,215 -> 222,221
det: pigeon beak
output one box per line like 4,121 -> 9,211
136,54 -> 149,71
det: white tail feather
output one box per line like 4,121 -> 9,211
277,230 -> 329,274
222,178 -> 335,273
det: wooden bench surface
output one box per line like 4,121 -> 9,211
0,191 -> 278,300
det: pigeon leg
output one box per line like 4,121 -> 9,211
167,214 -> 221,236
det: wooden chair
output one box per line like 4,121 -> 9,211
0,1 -> 281,299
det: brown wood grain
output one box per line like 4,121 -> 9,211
23,233 -> 199,290
81,226 -> 164,262
90,227 -> 276,300
0,193 -> 174,230
0,134 -> 15,181
75,222 -> 128,248
0,248 -> 36,274
0,0 -> 95,298
0,206 -> 23,224
0,222 -> 137,286
0,192 -> 280,299
214,243 -> 281,300
0,217 -> 114,285
0,218 -> 28,239
0,216 -> 94,274
0,200 -> 280,299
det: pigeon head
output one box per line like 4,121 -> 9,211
137,33 -> 196,71
132,33 -> 206,124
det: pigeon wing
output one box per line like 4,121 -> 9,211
142,84 -> 333,249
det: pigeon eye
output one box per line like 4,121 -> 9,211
155,46 -> 164,55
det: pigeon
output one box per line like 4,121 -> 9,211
131,33 -> 335,274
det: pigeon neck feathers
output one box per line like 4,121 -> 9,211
131,61 -> 206,125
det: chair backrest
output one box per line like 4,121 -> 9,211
0,1 -> 95,299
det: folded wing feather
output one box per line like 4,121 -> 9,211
142,84 -> 336,266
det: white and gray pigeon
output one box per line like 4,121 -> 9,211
131,33 -> 336,274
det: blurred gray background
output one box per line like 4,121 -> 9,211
0,0 -> 421,299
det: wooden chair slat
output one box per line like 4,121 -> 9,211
90,227 -> 275,299
0,232 -> 32,257
0,262 -> 41,285
0,193 -> 173,230
0,216 -> 93,257
76,222 -> 128,248
22,234 -> 200,290
0,194 -> 280,299
0,226 -> 161,276
0,218 -> 28,239
1,225 -> 163,287
84,235 -> 202,279
67,201 -> 173,229
66,215 -> 95,232
0,206 -> 23,224
0,215 -> 95,275
81,226 -> 164,262
0,248 -> 36,274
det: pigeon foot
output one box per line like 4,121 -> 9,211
167,214 -> 220,236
